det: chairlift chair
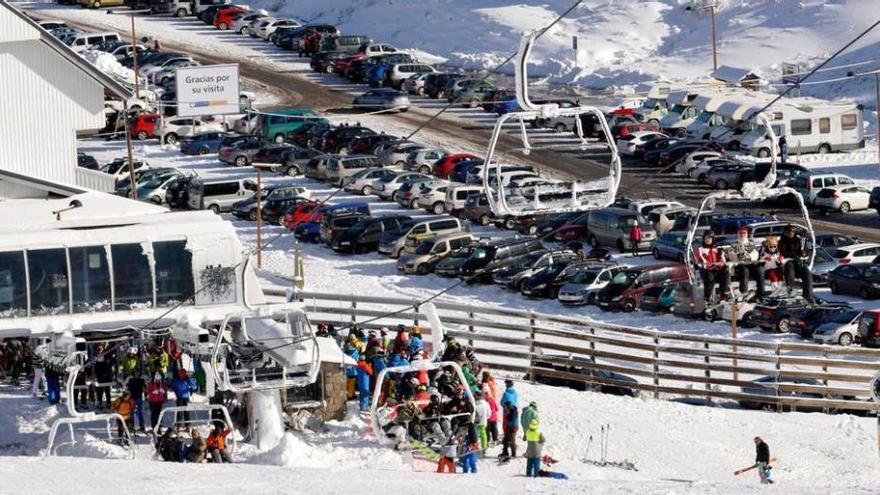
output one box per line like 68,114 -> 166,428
153,404 -> 236,459
482,30 -> 622,218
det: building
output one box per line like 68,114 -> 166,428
711,65 -> 761,91
0,1 -> 130,199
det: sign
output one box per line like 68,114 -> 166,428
175,64 -> 241,117
781,63 -> 800,86
572,35 -> 578,50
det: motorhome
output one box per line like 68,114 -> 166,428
634,83 -> 673,126
685,89 -> 752,140
659,89 -> 699,137
708,95 -> 776,150
740,98 -> 865,157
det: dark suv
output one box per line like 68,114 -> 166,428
330,215 -> 412,253
751,296 -> 851,333
317,125 -> 376,154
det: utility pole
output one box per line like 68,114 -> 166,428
122,100 -> 138,201
710,2 -> 718,71
255,167 -> 262,268
130,13 -> 140,100
875,73 -> 880,164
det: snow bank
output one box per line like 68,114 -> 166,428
80,49 -> 136,85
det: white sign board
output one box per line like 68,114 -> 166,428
175,64 -> 241,117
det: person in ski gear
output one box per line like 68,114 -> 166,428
126,370 -> 147,433
520,401 -> 538,430
437,435 -> 459,473
694,231 -> 730,303
391,325 -> 409,355
147,345 -> 169,377
387,350 -> 409,368
754,436 -> 773,484
93,348 -> 115,410
30,350 -> 44,398
474,391 -> 491,450
731,226 -> 764,298
501,402 -> 519,459
207,424 -> 234,463
778,135 -> 789,162
760,236 -> 784,289
111,390 -> 136,439
481,370 -> 498,403
157,428 -> 182,462
408,327 -> 424,356
628,221 -> 642,256
443,387 -> 472,415
486,389 -> 499,445
356,355 -> 373,411
146,372 -> 168,431
171,369 -> 197,420
343,336 -> 360,399
523,419 -> 546,478
188,428 -> 208,463
778,225 -> 813,301
45,367 -> 62,405
500,379 -> 518,408
121,346 -> 140,379
459,439 -> 479,474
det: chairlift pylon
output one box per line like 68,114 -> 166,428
482,30 -> 622,218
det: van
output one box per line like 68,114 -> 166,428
459,237 -> 545,282
586,207 -> 656,251
791,173 -> 856,204
256,109 -> 321,143
397,232 -> 476,275
658,90 -> 699,137
324,155 -> 379,186
445,185 -> 483,218
66,32 -> 121,51
303,155 -> 335,181
378,216 -> 462,258
740,100 -> 865,157
596,263 -> 688,312
330,215 -> 412,253
327,35 -> 372,53
319,211 -> 370,245
388,64 -> 437,90
187,177 -> 255,213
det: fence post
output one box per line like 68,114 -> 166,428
350,299 -> 357,325
704,341 -> 712,406
653,334 -> 660,399
413,300 -> 420,327
821,348 -> 829,414
468,311 -> 475,348
775,345 -> 782,413
589,327 -> 596,363
529,311 -> 537,384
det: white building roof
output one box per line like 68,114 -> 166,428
711,65 -> 758,84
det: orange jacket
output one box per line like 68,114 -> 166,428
207,427 -> 233,451
112,397 -> 136,419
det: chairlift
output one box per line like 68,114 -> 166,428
153,404 -> 236,459
369,360 -> 476,448
482,30 -> 622,217
684,113 -> 816,287
209,310 -> 321,393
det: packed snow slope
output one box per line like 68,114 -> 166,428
257,0 -> 880,93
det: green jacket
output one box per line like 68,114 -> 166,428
121,355 -> 140,376
148,351 -> 170,375
520,405 -> 538,430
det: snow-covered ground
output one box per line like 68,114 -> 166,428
4,376 -> 879,494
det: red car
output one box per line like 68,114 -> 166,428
334,54 -> 365,76
553,216 -> 590,243
214,6 -> 248,30
130,113 -> 160,141
432,153 -> 480,179
282,201 -> 321,230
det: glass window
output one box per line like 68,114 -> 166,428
841,114 -> 858,130
0,251 -> 27,318
819,117 -> 830,134
27,248 -> 69,316
790,119 -> 812,136
111,244 -> 153,310
154,241 -> 194,307
70,246 -> 111,313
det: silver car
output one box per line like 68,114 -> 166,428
343,167 -> 395,195
813,310 -> 863,346
404,147 -> 448,174
557,264 -> 627,305
378,142 -> 425,167
373,172 -> 431,201
353,88 -> 411,112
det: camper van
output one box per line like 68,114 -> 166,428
684,90 -> 750,140
707,96 -> 775,150
740,99 -> 865,157
634,84 -> 672,126
659,89 -> 699,137
187,177 -> 255,213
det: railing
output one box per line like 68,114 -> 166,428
282,289 -> 880,414
75,167 -> 116,193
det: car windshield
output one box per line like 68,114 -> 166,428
696,111 -> 714,123
472,246 -> 489,259
610,271 -> 638,285
670,104 -> 687,115
829,249 -> 849,259
814,248 -> 832,263
414,240 -> 437,255
830,310 -> 860,324
570,270 -> 599,284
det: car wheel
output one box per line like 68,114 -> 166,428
218,22 -> 228,30
150,196 -> 162,205
686,167 -> 696,178
409,199 -> 418,208
164,133 -> 178,145
391,191 -> 398,202
757,147 -> 771,158
829,281 -> 839,294
286,166 -> 300,177
136,130 -> 148,141
838,332 -> 853,346
676,128 -> 687,138
741,311 -> 755,328
274,134 -> 285,144
395,160 -> 405,167
859,286 -> 871,300
198,147 -> 209,156
652,248 -> 661,259
248,210 -> 257,221
209,205 -> 220,215
647,119 -> 660,128
714,179 -> 728,189
818,143 -> 832,154
325,65 -> 334,74
234,156 -> 247,167
92,0 -> 101,7
417,264 -> 429,275
704,308 -> 718,321
554,123 -> 567,133
527,225 -> 538,235
479,214 -> 490,226
839,202 -> 851,214
504,217 -> 516,230
175,8 -> 186,17
361,185 -> 372,196
622,299 -> 637,312
419,165 -> 431,175
433,202 -> 444,215
239,27 -> 247,34
417,87 -> 426,96
776,317 -> 791,333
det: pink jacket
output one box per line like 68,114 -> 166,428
487,395 -> 499,422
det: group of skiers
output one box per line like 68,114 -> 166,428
695,224 -> 813,304
155,423 -> 233,464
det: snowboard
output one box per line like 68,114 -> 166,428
734,457 -> 777,476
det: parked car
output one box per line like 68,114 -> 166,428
387,63 -> 437,90
738,376 -> 837,412
377,141 -> 424,167
616,131 -> 667,157
434,245 -> 477,278
828,263 -> 880,299
179,131 -> 229,155
317,125 -> 376,154
405,148 -> 449,174
164,175 -> 194,209
353,89 -> 410,112
458,237 -> 545,282
77,152 -> 99,170
432,153 -> 480,179
444,184 -> 483,219
810,247 -> 839,286
529,356 -> 639,397
130,113 -> 161,141
869,186 -> 880,214
857,309 -> 880,347
187,177 -> 255,213
278,147 -> 321,177
220,139 -> 266,167
557,264 -> 628,306
447,79 -> 496,107
813,310 -> 864,346
261,196 -> 312,226
520,255 -> 582,298
829,243 -> 880,265
595,263 -> 688,312
651,232 -> 687,262
791,173 -> 857,205
324,155 -> 380,187
639,285 -> 677,313
814,231 -> 859,249
343,168 -> 395,195
231,185 -> 310,221
792,304 -> 852,339
154,116 -> 224,145
751,296 -> 850,333
815,185 -> 873,213
378,216 -> 462,258
463,193 -> 496,226
373,172 -> 430,201
490,250 -> 550,289
417,181 -> 451,214
331,215 -> 413,253
319,211 -> 370,245
586,208 -> 657,252
397,232 -> 476,275
214,5 -> 248,30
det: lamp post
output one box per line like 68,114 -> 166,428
686,2 -> 719,71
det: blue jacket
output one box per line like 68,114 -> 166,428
356,364 -> 371,393
371,355 -> 387,377
500,387 -> 518,408
344,348 -> 359,378
407,336 -> 423,356
388,354 -> 409,368
171,376 -> 197,400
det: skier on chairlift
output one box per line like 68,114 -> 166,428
694,231 -> 730,304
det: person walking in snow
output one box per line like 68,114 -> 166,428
500,402 -> 519,459
146,372 -> 168,432
111,391 -> 136,441
523,419 -> 546,478
778,135 -> 789,162
356,355 -> 373,411
473,391 -> 491,450
486,389 -> 499,445
171,369 -> 197,421
500,379 -> 518,408
754,437 -> 773,484
126,370 -> 147,434
628,221 -> 642,256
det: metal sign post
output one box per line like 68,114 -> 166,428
572,35 -> 578,68
871,371 -> 880,458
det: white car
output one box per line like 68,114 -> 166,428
557,265 -> 629,305
813,310 -> 863,346
676,150 -> 724,176
141,57 -> 196,79
232,13 -> 267,35
361,43 -> 400,57
374,172 -> 431,201
829,243 -> 880,265
255,18 -> 300,41
154,116 -> 224,145
404,147 -> 448,174
232,113 -> 258,134
814,185 -> 873,213
379,142 -> 425,167
628,199 -> 685,217
616,131 -> 666,157
692,157 -> 736,183
148,59 -> 200,85
99,159 -> 150,180
417,181 -> 451,214
343,168 -> 395,195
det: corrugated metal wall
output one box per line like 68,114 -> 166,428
0,40 -> 104,187
0,3 -> 40,44
75,167 -> 116,192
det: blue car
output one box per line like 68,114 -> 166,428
492,97 -> 520,115
180,131 -> 229,156
448,159 -> 482,183
294,221 -> 321,243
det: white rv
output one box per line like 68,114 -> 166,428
659,89 -> 700,137
740,99 -> 865,157
685,89 -> 752,140
634,84 -> 673,126
708,96 -> 775,150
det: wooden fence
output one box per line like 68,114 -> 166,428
280,289 -> 880,413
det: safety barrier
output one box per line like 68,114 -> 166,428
283,289 -> 880,414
